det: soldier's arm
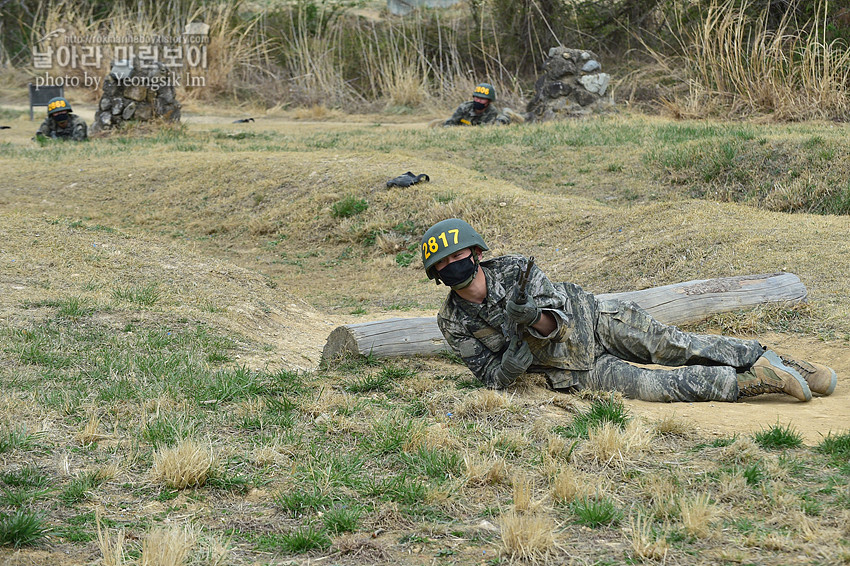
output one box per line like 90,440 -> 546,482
438,317 -> 509,389
443,105 -> 465,126
71,120 -> 88,141
35,119 -> 51,139
522,264 -> 572,342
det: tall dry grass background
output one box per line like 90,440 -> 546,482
28,0 -> 271,102
649,0 -> 850,120
2,0 -> 847,118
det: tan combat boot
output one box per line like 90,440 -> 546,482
778,354 -> 837,396
737,350 -> 812,402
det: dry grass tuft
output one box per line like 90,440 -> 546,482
679,492 -> 717,539
511,372 -> 551,391
140,525 -> 196,566
511,474 -> 539,513
652,413 -> 696,437
628,513 -> 669,561
463,453 -> 509,487
530,418 -> 554,441
550,395 -> 578,412
499,511 -> 559,563
743,530 -> 795,551
575,389 -> 625,404
419,423 -> 460,451
485,430 -> 529,459
333,534 -> 390,561
550,465 -> 596,505
293,105 -> 338,121
95,462 -> 120,483
456,389 -> 513,418
718,436 -> 765,465
578,421 -> 654,468
713,469 -> 749,503
545,434 -> 577,461
301,389 -> 358,419
152,439 -> 214,490
197,530 -> 232,566
640,473 -> 680,519
76,413 -> 111,445
375,232 -> 408,255
96,508 -> 127,566
251,444 -> 288,467
840,510 -> 850,538
404,375 -> 447,396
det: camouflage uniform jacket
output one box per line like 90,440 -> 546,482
443,101 -> 510,126
437,255 -> 598,389
36,114 -> 88,141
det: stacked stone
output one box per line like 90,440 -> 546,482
525,47 -> 613,122
91,59 -> 181,133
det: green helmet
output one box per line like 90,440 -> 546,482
421,218 -> 489,282
473,83 -> 495,101
47,97 -> 71,116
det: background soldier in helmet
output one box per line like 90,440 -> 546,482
443,83 -> 511,126
35,97 -> 88,142
421,218 -> 837,403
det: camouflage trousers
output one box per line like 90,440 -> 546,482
578,300 -> 765,402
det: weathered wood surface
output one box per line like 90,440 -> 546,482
321,272 -> 807,361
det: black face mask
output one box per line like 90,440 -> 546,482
437,253 -> 478,289
53,113 -> 69,124
472,101 -> 487,111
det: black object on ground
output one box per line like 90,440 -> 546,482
386,172 -> 430,188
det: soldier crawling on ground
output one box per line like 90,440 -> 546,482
35,97 -> 88,142
442,83 -> 512,127
420,218 -> 837,403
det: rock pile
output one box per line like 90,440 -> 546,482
91,59 -> 181,133
525,47 -> 613,121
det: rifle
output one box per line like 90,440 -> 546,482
510,256 -> 535,346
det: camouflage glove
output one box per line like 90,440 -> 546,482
506,294 -> 541,327
494,338 -> 533,388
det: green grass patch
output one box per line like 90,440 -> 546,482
1,466 -> 50,489
742,462 -> 765,486
58,471 -> 106,505
322,504 -> 362,533
646,137 -> 850,215
0,509 -> 49,547
362,473 -> 426,505
0,486 -> 52,507
570,496 -> 621,527
753,423 -> 803,450
555,395 -> 630,438
816,431 -> 850,469
275,488 -> 333,515
400,446 -> 463,480
331,196 -> 368,218
0,426 -> 42,453
257,525 -> 332,553
112,283 -> 162,306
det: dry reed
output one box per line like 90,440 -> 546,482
140,525 -> 195,566
679,492 -> 717,539
96,507 -> 127,566
655,0 -> 850,120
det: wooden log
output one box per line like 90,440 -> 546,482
321,272 -> 807,361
